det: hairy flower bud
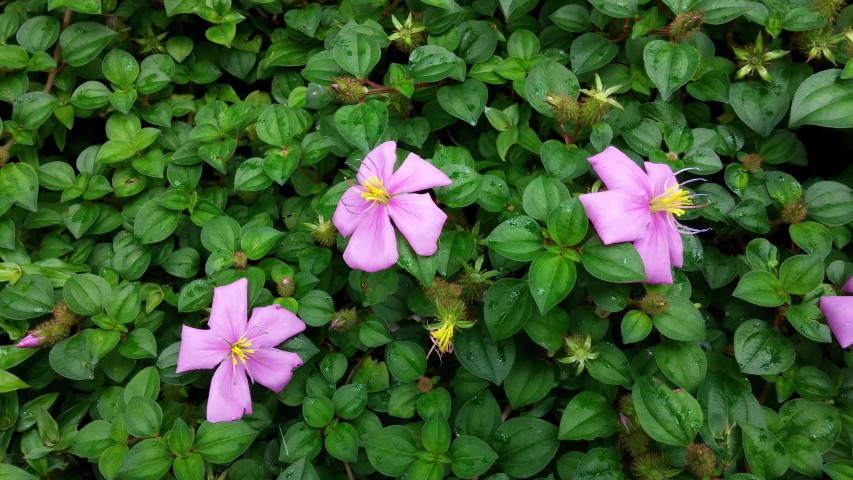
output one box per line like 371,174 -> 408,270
277,276 -> 295,298
639,293 -> 669,316
633,453 -> 669,480
686,443 -> 717,478
236,190 -> 260,204
781,198 -> 807,224
17,302 -> 80,348
741,153 -> 762,172
306,216 -> 337,247
424,278 -> 463,306
546,94 -> 580,124
232,251 -> 248,270
813,0 -> 846,21
416,377 -> 434,393
668,11 -> 704,41
331,77 -> 367,104
330,307 -> 359,332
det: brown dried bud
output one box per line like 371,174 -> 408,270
668,10 -> 704,42
639,293 -> 669,316
741,153 -> 762,172
781,198 -> 807,224
416,377 -> 434,393
232,251 -> 248,270
686,443 -> 717,478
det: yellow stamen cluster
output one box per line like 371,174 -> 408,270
360,176 -> 391,204
230,336 -> 255,366
648,185 -> 691,217
430,320 -> 455,354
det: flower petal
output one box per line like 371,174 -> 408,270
579,190 -> 651,245
343,206 -> 398,272
332,186 -> 371,237
176,325 -> 229,373
388,193 -> 447,256
643,161 -> 678,197
820,296 -> 853,348
16,332 -> 42,348
666,217 -> 684,269
633,215 -> 673,284
246,348 -> 303,393
386,152 -> 451,195
207,361 -> 253,423
588,146 -> 651,195
209,278 -> 248,343
245,305 -> 307,349
843,275 -> 853,294
357,141 -> 397,185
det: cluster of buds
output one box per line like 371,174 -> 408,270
389,13 -> 426,52
16,302 -> 81,349
458,256 -> 498,302
330,77 -> 367,104
305,215 -> 337,247
557,334 -> 599,374
547,75 -> 623,127
617,394 -> 651,458
734,34 -> 788,82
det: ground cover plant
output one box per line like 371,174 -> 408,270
2,0 -> 853,479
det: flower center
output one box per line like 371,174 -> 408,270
360,176 -> 391,204
649,185 -> 692,217
430,320 -> 455,354
230,336 -> 255,366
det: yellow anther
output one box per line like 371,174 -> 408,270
230,336 -> 255,366
430,320 -> 455,354
649,185 -> 692,217
360,176 -> 391,204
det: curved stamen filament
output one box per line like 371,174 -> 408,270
230,336 -> 255,366
430,321 -> 455,355
649,185 -> 693,216
360,175 -> 391,204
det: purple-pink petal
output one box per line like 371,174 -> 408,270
643,161 -> 678,196
208,278 -> 248,343
579,190 -> 651,245
843,275 -> 853,294
664,216 -> 684,269
632,214 -> 673,284
357,141 -> 397,185
820,296 -> 853,348
207,361 -> 253,423
388,193 -> 447,257
245,305 -> 306,349
386,152 -> 452,195
246,348 -> 303,393
176,325 -> 230,373
16,332 -> 42,348
343,206 -> 398,272
588,146 -> 652,195
332,187 -> 371,237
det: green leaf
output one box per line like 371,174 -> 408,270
493,417 -> 558,478
734,320 -> 796,375
653,341 -> 707,393
805,181 -> 853,226
436,79 -> 488,126
59,22 -> 118,67
587,342 -> 632,386
485,215 -> 543,261
324,422 -> 359,462
13,92 -> 57,129
450,436 -> 498,479
643,40 -> 701,101
741,423 -> 789,480
558,391 -> 617,441
334,100 -> 388,152
123,397 -> 163,438
333,23 -> 380,77
528,251 -> 575,314
733,271 -> 786,307
117,439 -> 173,480
570,32 -> 618,75
133,200 -> 179,244
589,0 -> 637,17
0,275 -> 54,320
498,0 -> 537,20
455,323 -> 516,385
789,69 -> 853,128
547,198 -> 588,247
386,341 -> 426,382
63,273 -> 110,316
364,425 -> 418,477
0,162 -> 39,212
503,354 -> 553,408
651,296 -> 706,341
172,454 -> 204,480
241,226 -> 282,260
621,310 -> 652,344
729,81 -> 788,137
633,376 -> 703,446
409,45 -> 465,83
778,255 -> 823,295
255,104 -> 301,147
194,421 -> 258,464
0,368 -> 28,393
484,278 -> 534,339
581,238 -> 647,283
522,176 -> 570,222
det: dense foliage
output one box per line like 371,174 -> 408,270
1,0 -> 853,479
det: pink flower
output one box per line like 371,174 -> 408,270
332,141 -> 452,272
579,146 -> 705,284
820,276 -> 853,349
176,278 -> 306,423
16,331 -> 43,348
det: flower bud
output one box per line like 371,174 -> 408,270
277,276 -> 295,298
16,331 -> 43,348
741,153 -> 762,172
236,190 -> 260,204
416,377 -> 434,393
639,293 -> 669,316
331,77 -> 367,105
781,198 -> 807,224
633,453 -> 669,480
424,278 -> 463,306
686,443 -> 717,478
306,216 -> 337,247
546,94 -> 580,124
668,11 -> 704,41
232,251 -> 248,270
330,307 -> 359,332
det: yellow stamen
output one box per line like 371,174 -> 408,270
649,185 -> 692,217
430,320 -> 455,354
230,336 -> 255,366
360,176 -> 391,204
